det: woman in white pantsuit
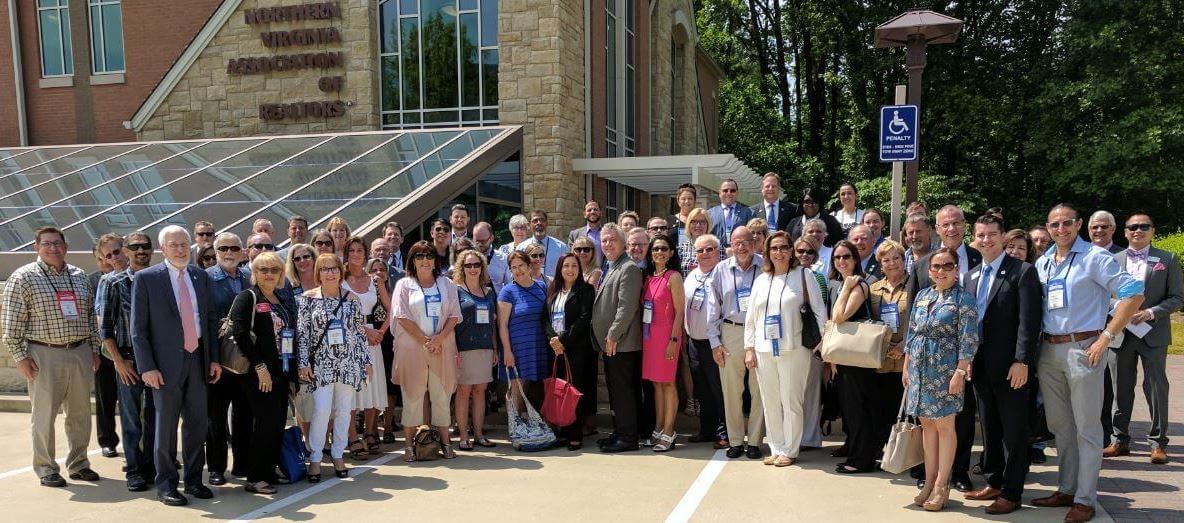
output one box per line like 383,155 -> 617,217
743,231 -> 827,467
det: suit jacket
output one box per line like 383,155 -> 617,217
906,244 -> 982,309
1114,246 -> 1184,347
964,255 -> 1043,380
750,199 -> 801,232
707,204 -> 753,242
131,262 -> 216,385
788,213 -> 844,247
544,280 -> 596,356
862,254 -> 883,284
591,255 -> 643,353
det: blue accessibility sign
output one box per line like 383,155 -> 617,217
879,105 -> 918,162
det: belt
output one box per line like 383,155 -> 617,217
722,319 -> 744,326
28,339 -> 88,349
1043,330 -> 1101,344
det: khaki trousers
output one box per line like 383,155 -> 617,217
28,343 -> 94,478
719,323 -> 764,445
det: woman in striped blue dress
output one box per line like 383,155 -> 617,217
497,250 -> 551,411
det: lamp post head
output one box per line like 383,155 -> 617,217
874,9 -> 964,48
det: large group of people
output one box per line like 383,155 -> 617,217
1,179 -> 1179,523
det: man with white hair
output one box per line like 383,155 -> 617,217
497,214 -> 530,259
251,218 -> 275,238
684,234 -> 727,448
1088,211 -> 1122,254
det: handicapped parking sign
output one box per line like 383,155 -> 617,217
879,105 -> 918,162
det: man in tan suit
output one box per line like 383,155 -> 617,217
592,223 -> 643,453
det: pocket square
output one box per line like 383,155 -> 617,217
1153,262 -> 1166,272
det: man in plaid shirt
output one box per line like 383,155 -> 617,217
1,226 -> 102,488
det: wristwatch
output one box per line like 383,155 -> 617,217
1101,329 -> 1115,341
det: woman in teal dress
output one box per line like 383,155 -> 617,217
903,247 -> 978,511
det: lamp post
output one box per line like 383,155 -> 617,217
874,9 -> 963,205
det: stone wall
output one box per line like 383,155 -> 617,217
498,0 -> 587,232
137,0 -> 379,141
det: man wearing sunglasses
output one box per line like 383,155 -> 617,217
1107,214 -> 1181,466
93,234 -> 130,461
1031,204 -> 1144,523
516,209 -> 569,280
204,232 -> 251,486
708,179 -> 752,245
246,232 -> 276,263
190,221 -> 215,265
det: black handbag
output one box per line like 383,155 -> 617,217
799,269 -> 822,349
217,289 -> 256,375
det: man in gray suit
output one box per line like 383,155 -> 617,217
592,223 -> 644,453
132,225 -> 222,506
1107,213 -> 1182,464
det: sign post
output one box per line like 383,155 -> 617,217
881,92 -> 914,239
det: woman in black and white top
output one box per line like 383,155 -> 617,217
742,231 -> 826,467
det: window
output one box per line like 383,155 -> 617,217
605,0 -> 635,158
37,0 -> 73,77
88,0 -> 124,73
623,0 -> 635,156
605,0 -> 617,156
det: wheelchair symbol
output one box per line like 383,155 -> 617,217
888,111 -> 910,135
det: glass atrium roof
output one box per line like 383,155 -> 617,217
0,127 -> 521,256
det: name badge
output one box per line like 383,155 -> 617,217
737,287 -> 751,312
56,290 -> 79,320
255,302 -> 272,314
765,315 -> 782,357
1148,256 -> 1160,263
1047,278 -> 1067,310
690,287 -> 706,311
880,303 -> 900,332
326,319 -> 345,346
425,293 -> 442,319
642,300 -> 654,324
475,302 -> 490,324
552,310 -> 565,334
280,328 -> 295,355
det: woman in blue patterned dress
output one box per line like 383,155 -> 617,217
903,247 -> 978,511
497,250 -> 550,411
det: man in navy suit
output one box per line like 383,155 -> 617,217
707,179 -> 752,245
749,172 -> 800,232
132,225 -> 222,506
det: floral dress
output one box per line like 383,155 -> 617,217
297,292 -> 372,392
903,285 -> 978,418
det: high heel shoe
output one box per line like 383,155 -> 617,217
307,463 -> 322,484
333,460 -> 348,479
923,484 -> 951,512
913,483 -> 934,507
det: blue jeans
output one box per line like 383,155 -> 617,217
117,374 -> 156,479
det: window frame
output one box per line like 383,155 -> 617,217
36,0 -> 74,78
87,0 -> 125,74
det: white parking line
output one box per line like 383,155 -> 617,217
0,448 -> 104,480
228,450 -> 405,522
665,449 -> 728,523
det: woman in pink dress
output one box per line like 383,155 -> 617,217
641,234 -> 686,452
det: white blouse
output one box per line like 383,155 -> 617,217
743,267 -> 827,353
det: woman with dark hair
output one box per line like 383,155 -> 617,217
342,237 -> 387,459
429,219 -> 453,272
391,240 -> 462,461
311,229 -> 335,256
831,183 -> 865,235
1003,229 -> 1035,263
497,250 -> 550,411
827,239 -> 879,474
544,253 -> 596,450
1028,225 -> 1052,257
642,234 -> 686,452
196,245 -> 218,270
670,184 -> 698,241
790,187 -> 843,247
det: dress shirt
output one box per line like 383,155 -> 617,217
812,245 -> 833,276
485,247 -> 511,293
967,253 -> 1005,295
683,266 -> 722,347
1036,237 -> 1143,335
711,254 -> 764,325
516,235 -> 569,280
1125,245 -> 1150,280
1,259 -> 100,361
166,260 -> 201,334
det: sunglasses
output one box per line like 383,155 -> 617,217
795,248 -> 816,256
1126,223 -> 1152,232
462,262 -> 482,269
529,253 -> 546,259
832,254 -> 854,261
1046,219 -> 1078,230
651,246 -> 671,253
768,244 -> 791,252
293,253 -> 314,262
102,248 -> 123,259
648,225 -> 669,231
126,243 -> 152,251
250,243 -> 275,251
201,255 -> 216,263
574,247 -> 593,254
413,253 -> 435,260
314,240 -> 334,247
433,227 -> 448,233
195,231 -> 214,237
695,246 -> 717,254
930,262 -> 957,272
720,188 -> 737,193
216,245 -> 242,252
256,267 -> 282,275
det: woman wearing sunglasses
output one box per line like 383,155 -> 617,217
311,229 -> 335,257
791,235 -> 827,450
828,239 -> 878,474
523,242 -> 551,286
903,247 -> 978,511
451,249 -> 498,450
571,236 -> 602,287
641,234 -> 685,452
284,243 -> 318,442
196,245 -> 218,270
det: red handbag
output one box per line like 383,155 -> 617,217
541,354 -> 583,427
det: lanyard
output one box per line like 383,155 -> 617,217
761,272 -> 791,321
39,265 -> 76,296
1044,252 -> 1078,282
731,261 -> 757,311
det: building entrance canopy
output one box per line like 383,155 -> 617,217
0,127 -> 521,276
572,154 -> 761,206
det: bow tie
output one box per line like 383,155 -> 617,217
1127,249 -> 1146,261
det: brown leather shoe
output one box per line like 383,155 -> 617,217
1102,443 -> 1130,457
1063,503 -> 1095,523
1032,492 -> 1075,508
1150,448 -> 1169,464
985,498 -> 1021,515
965,486 -> 1002,501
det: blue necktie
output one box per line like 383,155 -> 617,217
768,203 -> 777,231
976,265 -> 992,324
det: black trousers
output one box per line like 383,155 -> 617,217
206,372 -> 252,474
603,351 -> 643,444
837,365 -> 879,470
237,372 -> 288,484
558,347 -> 599,442
152,350 -> 208,493
974,377 -> 1031,502
690,338 -> 726,440
1101,365 -> 1114,447
874,372 -> 904,451
953,383 -> 977,480
94,357 -> 119,449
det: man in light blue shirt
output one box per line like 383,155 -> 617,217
473,222 -> 510,293
1031,204 -> 1144,523
516,209 -> 569,280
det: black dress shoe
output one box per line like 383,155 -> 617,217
158,490 -> 189,506
596,433 -> 618,447
1030,448 -> 1047,464
126,475 -> 149,492
208,472 -> 226,486
102,447 -> 119,458
600,440 -> 640,453
951,477 -> 974,493
745,445 -> 763,459
40,473 -> 67,487
725,446 -> 745,459
69,468 -> 100,481
183,484 -> 214,499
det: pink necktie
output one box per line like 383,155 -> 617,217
177,269 -> 198,352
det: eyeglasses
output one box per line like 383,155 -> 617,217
126,243 -> 152,251
720,188 -> 737,193
768,244 -> 791,252
695,246 -> 717,254
1126,223 -> 1153,232
690,220 -> 708,226
413,253 -> 435,260
314,240 -> 334,247
250,243 -> 275,251
216,245 -> 242,253
574,247 -> 593,253
38,241 -> 64,249
651,246 -> 671,253
433,227 -> 448,233
833,254 -> 854,261
1047,219 -> 1078,230
318,266 -> 341,274
627,242 -> 646,249
938,220 -> 965,229
529,253 -> 546,259
463,262 -> 482,269
795,248 -> 816,256
256,267 -> 282,275
102,248 -> 123,259
930,262 -> 957,273
1089,224 -> 1112,231
648,225 -> 669,231
200,255 -> 216,263
195,231 -> 214,237
293,254 -> 314,262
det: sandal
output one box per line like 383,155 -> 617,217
458,438 -> 474,451
334,465 -> 349,479
773,456 -> 795,467
365,433 -> 380,452
441,444 -> 457,459
473,435 -> 495,448
653,432 -> 676,453
404,446 -> 416,463
642,430 -> 661,447
349,439 -> 368,461
245,481 -> 277,494
307,463 -> 322,483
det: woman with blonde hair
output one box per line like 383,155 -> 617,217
571,236 -> 602,287
285,243 -> 317,294
326,217 -> 351,259
678,208 -> 712,274
451,249 -> 498,450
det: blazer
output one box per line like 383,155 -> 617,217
229,286 -> 297,377
707,204 -> 753,242
591,255 -> 643,353
750,199 -> 801,232
964,255 -> 1043,380
131,262 -> 216,384
788,213 -> 844,247
207,264 -> 252,322
906,244 -> 983,309
544,280 -> 596,356
1114,247 -> 1184,347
